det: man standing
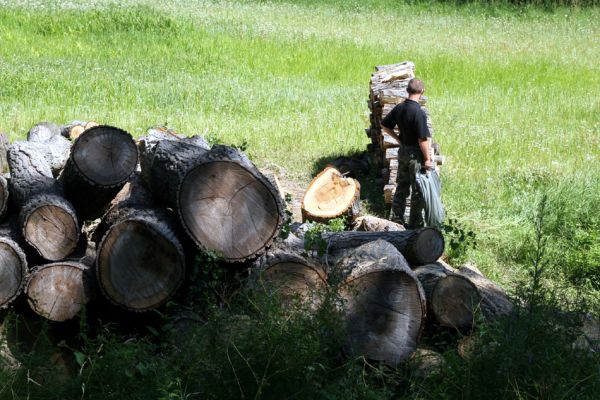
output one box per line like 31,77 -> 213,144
381,78 -> 432,228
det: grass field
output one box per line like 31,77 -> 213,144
0,1 -> 598,398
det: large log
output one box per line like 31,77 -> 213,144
0,176 -> 8,222
95,175 -> 186,312
26,122 -> 61,143
7,140 -> 79,261
0,133 -> 9,173
301,166 -> 360,223
335,240 -> 426,366
60,125 -> 138,220
25,261 -> 93,322
413,262 -> 512,330
352,215 -> 405,232
0,237 -> 28,309
323,228 -> 444,266
177,145 -> 285,262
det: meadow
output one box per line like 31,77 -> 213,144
0,0 -> 598,399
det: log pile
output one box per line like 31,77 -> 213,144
365,61 -> 444,209
0,122 -> 285,321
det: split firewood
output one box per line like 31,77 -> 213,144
94,175 -> 186,312
323,228 -> 445,266
334,240 -> 426,366
7,128 -> 79,261
60,120 -> 99,140
301,166 -> 360,223
60,125 -> 138,220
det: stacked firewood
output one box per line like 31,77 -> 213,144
365,61 -> 443,206
0,122 -> 285,321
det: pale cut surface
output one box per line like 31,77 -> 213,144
432,275 -> 481,330
72,126 -> 138,186
0,241 -> 26,306
24,205 -> 79,261
26,263 -> 91,322
263,261 -> 326,303
342,271 -> 424,364
179,161 -> 279,260
303,167 -> 358,217
97,221 -> 186,311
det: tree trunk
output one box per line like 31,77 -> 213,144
94,175 -> 186,312
413,262 -> 512,330
60,125 -> 138,220
0,237 -> 28,309
0,176 -> 8,222
301,166 -> 360,223
25,261 -> 94,322
334,240 -> 426,366
7,141 -> 79,261
177,145 -> 285,262
352,215 -> 405,232
0,133 -> 9,174
253,249 -> 326,307
323,228 -> 444,266
26,122 -> 61,143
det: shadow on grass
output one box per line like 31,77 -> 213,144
310,150 -> 388,218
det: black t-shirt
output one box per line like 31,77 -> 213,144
381,99 -> 430,147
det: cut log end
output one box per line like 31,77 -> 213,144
432,275 -> 480,330
97,220 -> 186,311
410,228 -> 445,265
0,238 -> 28,308
25,262 -> 93,322
72,125 -> 138,187
301,166 -> 360,222
23,204 -> 79,261
179,161 -> 281,261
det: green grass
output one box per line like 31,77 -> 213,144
0,2 -> 598,397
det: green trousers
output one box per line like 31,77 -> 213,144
390,146 -> 425,228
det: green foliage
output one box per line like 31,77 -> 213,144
303,217 -> 347,256
278,193 -> 294,240
442,216 -> 477,264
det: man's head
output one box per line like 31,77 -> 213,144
407,78 -> 425,95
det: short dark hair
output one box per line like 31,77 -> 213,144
407,78 -> 425,95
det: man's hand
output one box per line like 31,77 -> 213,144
423,159 -> 434,170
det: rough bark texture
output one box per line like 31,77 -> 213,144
323,228 -> 444,266
253,249 -> 326,307
352,215 -> 405,232
458,264 -> 513,320
301,166 -> 361,223
139,133 -> 211,207
334,240 -> 426,366
60,125 -> 138,220
95,176 -> 186,312
0,133 -> 9,174
7,141 -> 79,261
0,237 -> 28,309
0,176 -> 8,222
25,261 -> 93,322
177,145 -> 285,262
26,122 -> 61,143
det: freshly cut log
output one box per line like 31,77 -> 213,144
323,228 -> 444,266
335,240 -> 426,366
60,125 -> 138,220
7,141 -> 79,261
352,215 -> 405,232
413,262 -> 512,330
95,175 -> 186,312
301,166 -> 360,223
25,261 -> 93,322
255,249 -> 326,307
139,129 -> 210,207
178,145 -> 284,262
0,237 -> 27,309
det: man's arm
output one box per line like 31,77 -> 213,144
419,137 -> 433,170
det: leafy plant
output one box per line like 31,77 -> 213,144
442,217 -> 477,264
303,217 -> 347,257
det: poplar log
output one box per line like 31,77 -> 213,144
301,166 -> 361,223
323,228 -> 444,266
25,261 -> 93,322
60,125 -> 138,220
0,176 -> 8,222
0,237 -> 27,309
0,133 -> 9,173
352,215 -> 405,232
335,240 -> 426,366
177,145 -> 284,262
95,175 -> 186,311
7,140 -> 79,261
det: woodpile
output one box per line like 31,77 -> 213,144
0,122 -> 285,320
365,61 -> 444,210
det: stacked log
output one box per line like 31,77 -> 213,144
365,61 -> 444,211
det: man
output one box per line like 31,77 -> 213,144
381,78 -> 432,228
